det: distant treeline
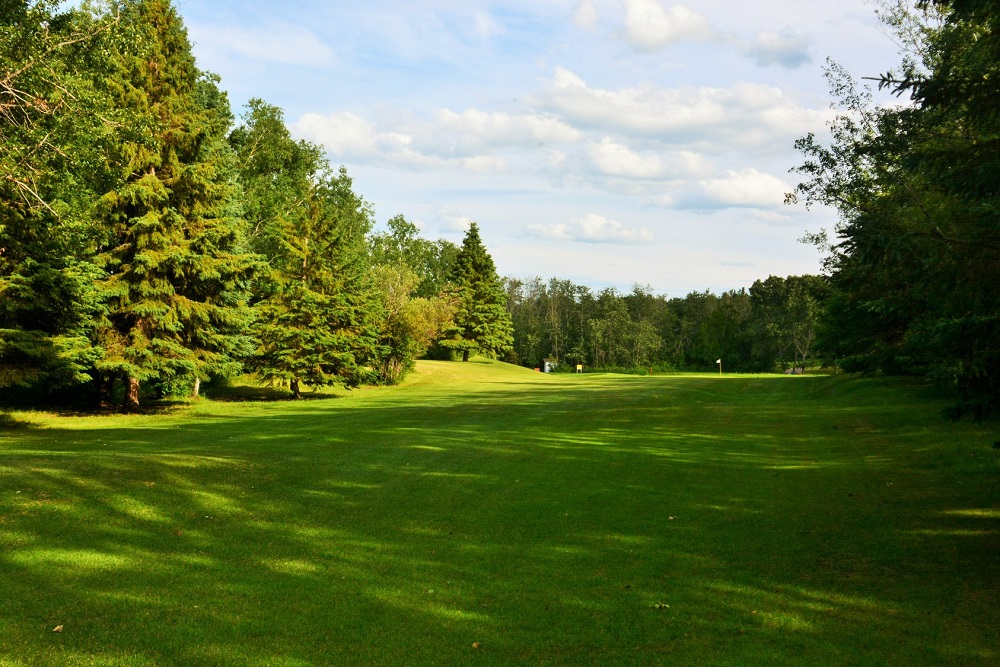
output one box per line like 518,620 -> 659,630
502,276 -> 827,374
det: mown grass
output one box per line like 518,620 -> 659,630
1,360 -> 997,665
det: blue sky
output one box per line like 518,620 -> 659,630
176,0 -> 904,296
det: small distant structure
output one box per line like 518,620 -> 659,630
784,367 -> 805,375
542,358 -> 558,373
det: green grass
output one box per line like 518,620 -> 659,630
1,360 -> 998,665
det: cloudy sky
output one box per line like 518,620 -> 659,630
177,0 -> 903,296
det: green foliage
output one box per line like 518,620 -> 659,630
229,99 -> 387,396
792,0 -> 1000,416
504,278 -> 823,374
250,166 -> 382,397
369,214 -> 459,298
438,223 -> 513,361
749,275 -> 828,371
229,98 -> 324,264
2,0 -> 455,406
369,265 -> 457,384
91,0 -> 257,409
0,2 -> 121,390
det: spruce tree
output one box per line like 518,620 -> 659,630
251,167 -> 382,398
438,223 -> 513,362
92,0 -> 255,409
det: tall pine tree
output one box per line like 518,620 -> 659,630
438,223 -> 513,362
0,2 -> 118,394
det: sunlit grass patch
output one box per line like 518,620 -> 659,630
0,359 -> 997,665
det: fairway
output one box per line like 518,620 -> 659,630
1,360 -> 997,665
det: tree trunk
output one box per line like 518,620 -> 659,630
192,377 -> 201,399
99,375 -> 113,410
125,376 -> 141,411
462,349 -> 470,362
290,378 -> 302,399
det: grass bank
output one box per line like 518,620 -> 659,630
1,360 -> 997,665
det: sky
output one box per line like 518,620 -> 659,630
176,0 -> 905,297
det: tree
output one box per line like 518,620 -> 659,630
791,0 -> 999,415
250,166 -> 381,398
0,2 -> 119,393
91,0 -> 255,409
370,264 -> 456,383
749,276 -> 826,372
438,223 -> 513,362
170,75 -> 258,398
229,98 -> 323,263
369,214 -> 459,298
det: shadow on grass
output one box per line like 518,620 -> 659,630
201,383 -> 343,403
1,375 -> 997,665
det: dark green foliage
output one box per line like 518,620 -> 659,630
250,167 -> 382,397
2,0 -> 464,406
749,275 -> 828,371
92,0 -> 257,408
229,100 -> 383,397
438,223 -> 513,361
504,276 -> 828,374
440,224 -> 513,362
0,2 -> 119,390
792,0 -> 1000,416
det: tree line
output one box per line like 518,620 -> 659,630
790,0 -> 999,417
0,0 -> 512,408
503,276 -> 827,374
2,0 -> 994,417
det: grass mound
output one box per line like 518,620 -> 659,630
1,360 -> 997,665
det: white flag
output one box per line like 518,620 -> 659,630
716,359 -> 721,364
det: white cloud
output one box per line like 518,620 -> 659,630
699,168 -> 792,208
188,23 -> 334,67
293,107 -> 582,174
442,213 -> 475,233
431,109 -> 581,153
619,0 -> 714,52
588,139 -> 664,179
535,67 -> 829,149
587,139 -> 713,180
746,29 -> 812,68
526,214 -> 654,244
293,112 -> 381,156
461,155 -> 509,173
573,0 -> 599,29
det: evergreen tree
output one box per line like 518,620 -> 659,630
171,75 -> 258,398
92,0 -> 255,409
251,166 -> 382,398
438,223 -> 513,362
